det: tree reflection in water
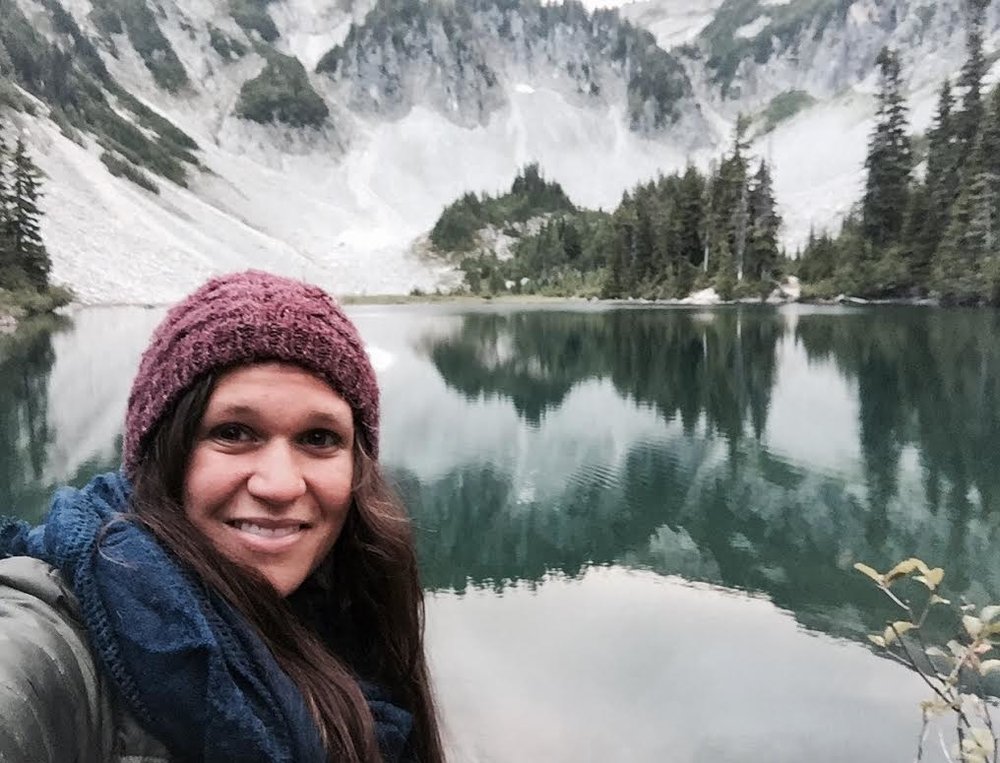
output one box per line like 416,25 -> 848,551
407,306 -> 1000,647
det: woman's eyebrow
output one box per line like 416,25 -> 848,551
207,404 -> 350,428
205,403 -> 257,418
302,411 -> 352,429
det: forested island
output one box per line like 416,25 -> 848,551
429,0 -> 999,307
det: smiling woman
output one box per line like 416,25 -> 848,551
0,271 -> 444,762
185,363 -> 357,597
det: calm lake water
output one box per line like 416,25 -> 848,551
4,302 -> 1000,761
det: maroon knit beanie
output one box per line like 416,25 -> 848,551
123,270 -> 379,477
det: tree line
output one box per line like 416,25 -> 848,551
603,121 -> 780,300
447,134 -> 783,301
0,126 -> 51,294
797,0 -> 998,304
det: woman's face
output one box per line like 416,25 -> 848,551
183,362 -> 355,597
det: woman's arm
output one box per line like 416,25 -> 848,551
0,557 -> 111,763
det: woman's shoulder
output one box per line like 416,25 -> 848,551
0,556 -> 173,762
0,555 -> 80,615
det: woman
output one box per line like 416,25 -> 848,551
0,271 -> 444,762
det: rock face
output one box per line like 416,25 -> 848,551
681,0 -> 1000,112
315,0 -> 699,133
0,0 -> 996,301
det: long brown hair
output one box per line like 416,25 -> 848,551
129,370 -> 445,762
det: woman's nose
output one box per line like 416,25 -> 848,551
246,441 -> 307,504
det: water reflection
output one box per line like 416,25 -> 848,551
3,302 -> 991,761
407,305 -> 1000,644
0,316 -> 65,521
796,309 -> 1000,569
427,567 -> 938,763
423,308 -> 782,443
4,304 -> 1000,644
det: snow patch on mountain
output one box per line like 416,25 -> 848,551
23,76 -> 707,303
270,0 -> 369,70
618,0 -> 724,48
735,17 -> 771,39
10,0 -> 1000,301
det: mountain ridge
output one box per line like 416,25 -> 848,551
1,0 -> 997,302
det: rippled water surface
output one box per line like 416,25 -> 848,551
6,302 -> 1000,761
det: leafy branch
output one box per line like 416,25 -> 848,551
855,558 -> 1000,763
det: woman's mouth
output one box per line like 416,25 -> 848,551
224,519 -> 310,552
230,520 -> 303,538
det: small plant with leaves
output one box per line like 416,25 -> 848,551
855,558 -> 1000,762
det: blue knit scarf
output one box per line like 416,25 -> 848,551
0,472 -> 413,762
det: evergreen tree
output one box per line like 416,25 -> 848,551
936,84 -> 1000,303
676,165 -> 705,268
797,229 -> 837,284
728,117 -> 751,280
700,170 -> 718,274
920,79 -> 960,264
862,48 -> 912,248
604,194 -> 637,297
926,80 -> 960,208
899,183 -> 931,286
0,127 -> 11,276
955,0 -> 988,173
733,181 -> 749,282
705,122 -> 751,285
632,184 -> 657,285
747,160 -> 780,283
9,136 -> 50,290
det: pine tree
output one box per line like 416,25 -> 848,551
0,127 -> 11,279
727,117 -> 751,281
705,122 -> 751,285
733,181 -> 749,283
9,136 -> 50,290
935,85 -> 1000,303
921,79 -> 961,266
899,183 -> 931,287
862,47 -> 912,248
632,185 -> 657,285
676,165 -> 705,267
927,80 -> 960,207
747,160 -> 780,283
603,193 -> 637,297
955,0 -> 988,173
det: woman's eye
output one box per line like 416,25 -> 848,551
210,423 -> 253,443
300,429 -> 341,449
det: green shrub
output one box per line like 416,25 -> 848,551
701,0 -> 851,95
430,165 -> 577,254
208,25 -> 247,60
94,108 -> 188,185
89,5 -> 121,35
0,79 -> 35,113
431,198 -> 482,252
229,0 -> 279,42
90,0 -> 189,92
759,90 -> 815,132
235,52 -> 328,127
100,151 -> 160,193
0,284 -> 74,317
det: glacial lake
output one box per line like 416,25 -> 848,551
4,302 -> 999,762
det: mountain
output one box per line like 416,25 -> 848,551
1,0 -> 998,302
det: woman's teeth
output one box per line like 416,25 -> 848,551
233,522 -> 301,538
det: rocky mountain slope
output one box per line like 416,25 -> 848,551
1,0 -> 997,301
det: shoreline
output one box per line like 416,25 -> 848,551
1,293 -> 970,326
